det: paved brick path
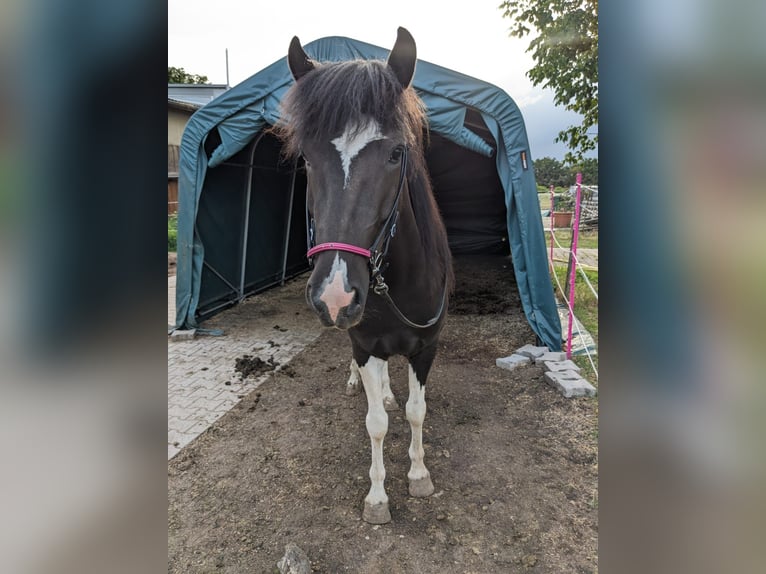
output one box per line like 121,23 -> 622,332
168,275 -> 322,459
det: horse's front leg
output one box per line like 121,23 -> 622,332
357,355 -> 391,524
407,346 -> 436,497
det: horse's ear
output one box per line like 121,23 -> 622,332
387,27 -> 417,88
288,36 -> 315,81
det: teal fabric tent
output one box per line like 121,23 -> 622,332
174,35 -> 562,351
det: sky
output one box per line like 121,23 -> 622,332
168,0 -> 596,161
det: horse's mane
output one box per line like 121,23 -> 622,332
406,147 -> 455,293
275,59 -> 454,292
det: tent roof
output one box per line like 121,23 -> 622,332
175,35 -> 561,351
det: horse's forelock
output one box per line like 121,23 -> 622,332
276,59 -> 425,156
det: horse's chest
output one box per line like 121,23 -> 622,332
350,319 -> 438,359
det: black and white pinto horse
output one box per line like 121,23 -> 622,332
277,28 -> 453,524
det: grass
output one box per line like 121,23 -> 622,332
551,264 -> 599,381
545,229 -> 599,250
168,214 -> 178,252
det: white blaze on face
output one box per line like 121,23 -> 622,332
331,120 -> 386,186
318,253 -> 355,322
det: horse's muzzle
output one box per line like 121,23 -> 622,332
306,277 -> 365,330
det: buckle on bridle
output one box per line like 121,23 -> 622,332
373,276 -> 389,295
370,251 -> 384,272
369,252 -> 389,295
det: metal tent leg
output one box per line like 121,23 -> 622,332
239,133 -> 265,302
203,260 -> 240,294
281,159 -> 299,285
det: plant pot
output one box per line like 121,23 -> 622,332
552,211 -> 573,228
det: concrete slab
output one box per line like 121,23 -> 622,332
516,344 -> 549,359
496,354 -> 531,371
535,351 -> 567,364
168,273 -> 177,326
170,328 -> 197,341
544,369 -> 582,381
542,359 -> 582,373
544,371 -> 597,398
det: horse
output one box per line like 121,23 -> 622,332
276,27 -> 454,524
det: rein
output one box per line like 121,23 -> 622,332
305,147 -> 447,329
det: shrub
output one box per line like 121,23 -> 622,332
168,214 -> 178,252
553,194 -> 575,212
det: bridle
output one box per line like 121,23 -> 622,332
305,147 -> 446,329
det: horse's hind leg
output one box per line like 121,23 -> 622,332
346,358 -> 361,395
381,360 -> 399,411
406,345 -> 436,498
349,357 -> 398,410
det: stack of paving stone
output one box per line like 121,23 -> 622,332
495,344 -> 597,398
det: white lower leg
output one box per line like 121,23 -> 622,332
346,358 -> 361,395
406,364 -> 433,497
359,357 -> 390,523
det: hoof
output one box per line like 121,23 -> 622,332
409,475 -> 434,498
363,501 -> 391,524
383,395 -> 399,411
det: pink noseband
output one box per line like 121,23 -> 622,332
306,242 -> 371,259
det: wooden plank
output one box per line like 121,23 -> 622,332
167,145 -> 180,174
168,179 -> 179,214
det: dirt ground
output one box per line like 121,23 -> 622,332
168,254 -> 598,573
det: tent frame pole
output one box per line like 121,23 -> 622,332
203,260 -> 240,293
239,133 -> 265,302
280,159 -> 299,285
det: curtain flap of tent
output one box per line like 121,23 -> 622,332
207,88 -> 292,169
208,107 -> 266,168
479,111 -> 562,351
423,100 -> 466,137
423,101 -> 492,157
454,127 -> 494,157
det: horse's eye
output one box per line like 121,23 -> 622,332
388,146 -> 404,164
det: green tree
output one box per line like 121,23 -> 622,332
533,156 -> 569,188
168,66 -> 209,84
500,0 -> 598,164
569,157 -> 598,185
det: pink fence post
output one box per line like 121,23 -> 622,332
549,184 -> 554,264
566,173 -> 583,359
